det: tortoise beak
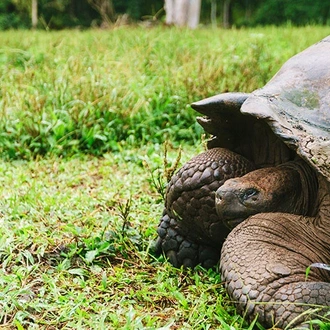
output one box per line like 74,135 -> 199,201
215,187 -> 250,229
215,188 -> 241,217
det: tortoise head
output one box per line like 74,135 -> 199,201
214,164 -> 313,229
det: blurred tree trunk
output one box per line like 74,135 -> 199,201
164,0 -> 175,24
223,0 -> 232,28
187,0 -> 201,28
210,0 -> 217,27
31,0 -> 38,29
164,0 -> 201,28
175,0 -> 189,26
245,0 -> 252,22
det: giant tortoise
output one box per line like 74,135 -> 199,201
155,36 -> 330,328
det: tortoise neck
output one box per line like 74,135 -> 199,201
277,159 -> 318,216
315,176 -> 330,227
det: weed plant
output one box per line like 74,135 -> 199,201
0,26 -> 329,159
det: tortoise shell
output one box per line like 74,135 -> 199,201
192,36 -> 330,179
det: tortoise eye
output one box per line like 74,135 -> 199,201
242,188 -> 258,201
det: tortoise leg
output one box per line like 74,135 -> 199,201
155,147 -> 255,268
220,213 -> 330,328
155,209 -> 220,268
264,282 -> 330,327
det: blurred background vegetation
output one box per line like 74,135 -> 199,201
0,0 -> 329,30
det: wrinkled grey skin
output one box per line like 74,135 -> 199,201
156,36 -> 330,328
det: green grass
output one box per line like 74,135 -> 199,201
0,26 -> 330,329
0,26 -> 329,159
0,145 -> 246,329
